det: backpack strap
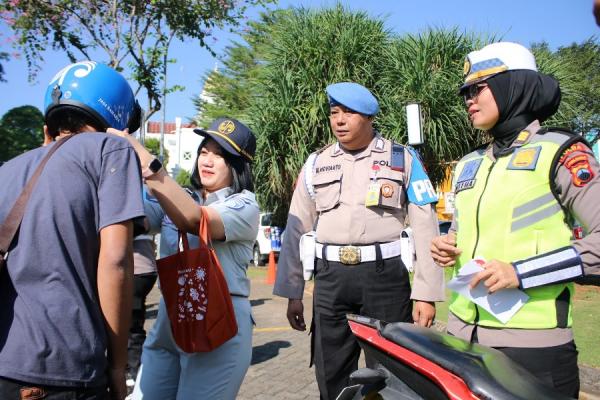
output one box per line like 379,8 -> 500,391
0,135 -> 75,270
304,152 -> 319,201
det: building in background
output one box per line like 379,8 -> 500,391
143,68 -> 216,177
144,121 -> 200,177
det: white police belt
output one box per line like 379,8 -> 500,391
315,240 -> 402,265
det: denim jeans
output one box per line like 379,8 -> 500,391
0,377 -> 107,400
131,296 -> 253,400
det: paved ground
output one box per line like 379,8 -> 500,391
237,275 -> 318,400
144,267 -> 600,400
144,268 -> 319,399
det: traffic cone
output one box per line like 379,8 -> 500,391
265,251 -> 277,284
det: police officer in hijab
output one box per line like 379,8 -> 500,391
431,42 -> 600,397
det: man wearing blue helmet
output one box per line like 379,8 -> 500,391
274,82 -> 444,400
0,61 -> 145,399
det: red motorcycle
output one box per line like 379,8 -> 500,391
337,314 -> 572,400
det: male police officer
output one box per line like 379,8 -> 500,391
274,82 -> 444,400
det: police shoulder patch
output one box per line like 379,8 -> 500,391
559,142 -> 590,165
406,147 -> 437,205
563,153 -> 595,187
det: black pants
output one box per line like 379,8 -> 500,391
312,255 -> 413,400
127,273 -> 157,378
0,377 -> 107,400
497,341 -> 580,398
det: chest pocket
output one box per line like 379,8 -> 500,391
312,171 -> 342,212
376,168 -> 404,209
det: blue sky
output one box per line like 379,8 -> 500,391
1,0 -> 598,124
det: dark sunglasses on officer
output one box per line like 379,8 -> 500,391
463,82 -> 489,103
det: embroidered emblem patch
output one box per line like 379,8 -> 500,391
381,183 -> 394,198
217,120 -> 235,135
463,58 -> 471,76
507,147 -> 541,170
455,158 -> 483,193
564,154 -> 595,187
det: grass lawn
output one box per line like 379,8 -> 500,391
572,284 -> 600,368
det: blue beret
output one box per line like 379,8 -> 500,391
326,82 -> 379,116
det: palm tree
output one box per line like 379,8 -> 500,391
193,5 -> 596,224
377,29 -> 491,186
532,39 -> 600,141
250,5 -> 390,224
192,11 -> 286,128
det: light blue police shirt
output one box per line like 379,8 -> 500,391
203,187 -> 259,297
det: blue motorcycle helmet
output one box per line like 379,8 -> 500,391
44,61 -> 141,133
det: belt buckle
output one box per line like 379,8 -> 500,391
339,246 -> 361,265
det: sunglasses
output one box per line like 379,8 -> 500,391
463,83 -> 489,103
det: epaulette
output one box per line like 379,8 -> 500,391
315,143 -> 333,154
537,126 -> 579,137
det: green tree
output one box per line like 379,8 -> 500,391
1,0 -> 271,118
197,6 -> 594,223
145,138 -> 169,166
175,168 -> 192,187
250,5 -> 391,224
193,10 -> 284,127
551,38 -> 600,142
377,29 -> 490,185
0,105 -> 44,161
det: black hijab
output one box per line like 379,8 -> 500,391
486,69 -> 561,157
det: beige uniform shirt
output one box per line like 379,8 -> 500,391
448,121 -> 600,347
274,134 -> 444,302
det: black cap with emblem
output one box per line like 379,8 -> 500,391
194,117 -> 256,162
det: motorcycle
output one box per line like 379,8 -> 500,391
337,314 -> 572,400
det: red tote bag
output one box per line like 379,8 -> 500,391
156,207 -> 238,353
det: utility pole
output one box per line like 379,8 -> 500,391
176,116 -> 182,172
159,53 -> 167,163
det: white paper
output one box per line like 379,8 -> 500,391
447,258 -> 529,324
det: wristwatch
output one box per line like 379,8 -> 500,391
142,157 -> 163,178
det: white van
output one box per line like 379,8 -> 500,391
253,212 -> 282,266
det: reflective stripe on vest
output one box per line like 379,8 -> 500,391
449,133 -> 574,329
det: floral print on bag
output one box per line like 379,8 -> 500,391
176,266 -> 208,322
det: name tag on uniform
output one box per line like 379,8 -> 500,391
365,183 -> 381,207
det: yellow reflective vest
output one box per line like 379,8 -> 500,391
450,130 -> 576,329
